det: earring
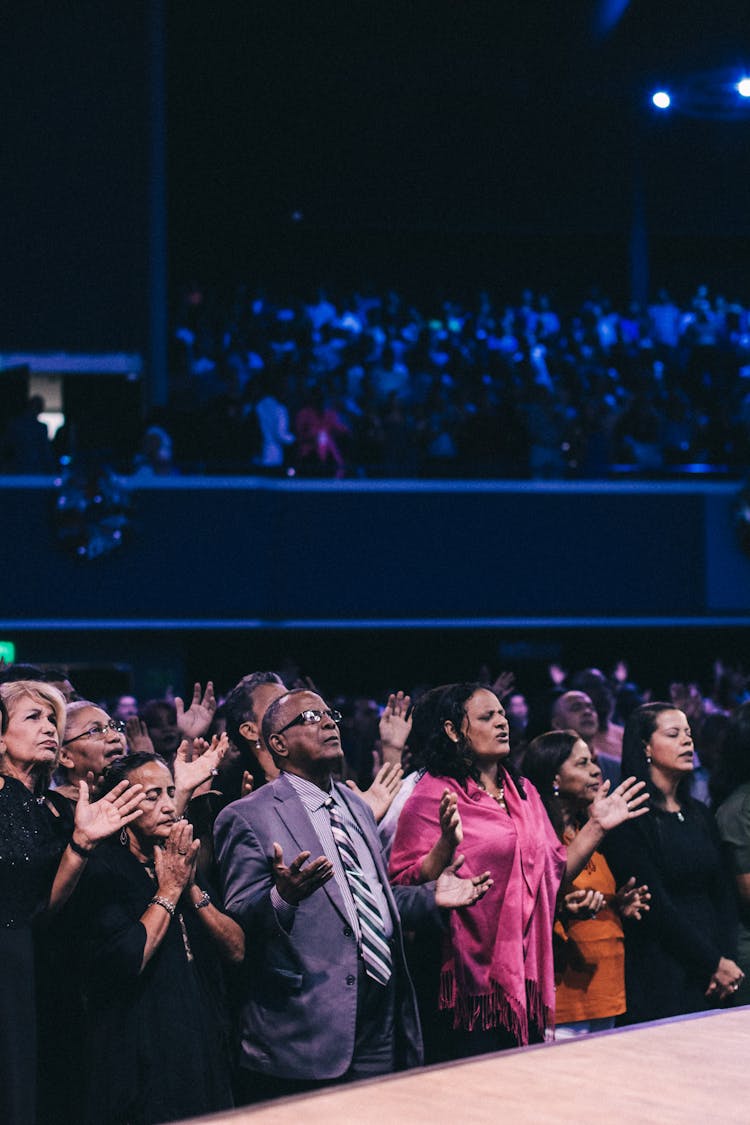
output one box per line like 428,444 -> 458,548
645,754 -> 652,765
119,827 -> 129,846
553,781 -> 560,797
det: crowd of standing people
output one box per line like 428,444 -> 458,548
6,281 -> 750,480
147,280 -> 750,479
1,653 -> 749,1124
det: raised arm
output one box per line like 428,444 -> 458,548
172,733 -> 228,815
174,681 -> 217,742
564,776 -> 648,881
346,761 -> 404,823
49,780 -> 145,912
378,691 -> 412,767
414,789 -> 464,881
389,777 -> 475,887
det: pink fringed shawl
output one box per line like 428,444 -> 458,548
389,771 -> 566,1044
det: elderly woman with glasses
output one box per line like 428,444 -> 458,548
55,701 -> 129,816
35,700 -> 131,1122
59,697 -> 230,813
0,680 -> 145,1125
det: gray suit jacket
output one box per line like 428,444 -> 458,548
214,773 -> 434,1080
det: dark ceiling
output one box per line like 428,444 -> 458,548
3,1 -> 750,345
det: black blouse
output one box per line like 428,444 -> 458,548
603,799 -> 737,1023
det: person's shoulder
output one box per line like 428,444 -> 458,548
718,780 -> 750,817
399,771 -> 465,813
736,781 -> 750,814
519,774 -> 543,804
0,777 -> 28,823
0,774 -> 26,797
412,771 -> 455,796
603,813 -> 648,852
85,837 -> 133,876
215,781 -> 281,826
334,778 -> 364,804
218,778 -> 292,823
686,795 -> 719,828
335,780 -> 373,822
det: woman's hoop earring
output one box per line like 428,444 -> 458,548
119,827 -> 129,846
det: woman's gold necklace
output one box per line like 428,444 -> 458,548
479,778 -> 506,809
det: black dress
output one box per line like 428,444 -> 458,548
75,839 -> 234,1125
0,777 -> 66,1125
35,793 -> 85,1125
603,799 -> 737,1023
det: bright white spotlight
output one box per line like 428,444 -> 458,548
738,78 -> 750,98
651,90 -> 671,109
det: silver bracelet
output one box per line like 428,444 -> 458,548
193,890 -> 211,910
149,896 -> 176,918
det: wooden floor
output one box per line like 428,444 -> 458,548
183,1007 -> 750,1124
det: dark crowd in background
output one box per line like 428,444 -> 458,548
4,281 -> 750,481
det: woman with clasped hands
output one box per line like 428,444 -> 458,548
73,752 -> 243,1125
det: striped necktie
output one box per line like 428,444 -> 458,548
325,797 -> 392,986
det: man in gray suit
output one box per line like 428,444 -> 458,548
214,688 -> 487,1102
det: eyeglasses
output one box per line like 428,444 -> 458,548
63,719 -> 127,745
274,708 -> 342,736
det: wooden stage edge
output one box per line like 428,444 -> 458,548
180,1007 -> 750,1125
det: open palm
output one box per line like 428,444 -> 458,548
74,779 -> 145,844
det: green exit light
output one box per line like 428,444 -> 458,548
0,641 -> 16,664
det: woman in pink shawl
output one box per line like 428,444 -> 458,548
389,683 -> 647,1058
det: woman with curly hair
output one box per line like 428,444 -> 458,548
389,683 -> 647,1058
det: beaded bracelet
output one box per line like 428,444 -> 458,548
193,891 -> 211,910
68,837 -> 95,859
149,896 -> 176,917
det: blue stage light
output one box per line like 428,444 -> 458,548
737,78 -> 750,98
651,90 -> 671,109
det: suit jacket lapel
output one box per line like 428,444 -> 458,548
273,774 -> 350,925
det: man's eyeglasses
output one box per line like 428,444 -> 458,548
274,709 -> 342,737
63,719 -> 127,745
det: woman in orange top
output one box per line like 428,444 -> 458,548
524,730 -> 650,1037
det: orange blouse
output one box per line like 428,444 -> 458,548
554,842 -> 626,1023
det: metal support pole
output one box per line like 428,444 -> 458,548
147,0 -> 168,408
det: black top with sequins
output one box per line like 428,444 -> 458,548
0,777 -> 65,928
